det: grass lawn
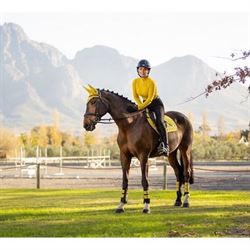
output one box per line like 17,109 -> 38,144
0,189 -> 249,237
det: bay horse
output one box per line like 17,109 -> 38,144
83,85 -> 193,213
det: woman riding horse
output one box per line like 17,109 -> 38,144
132,59 -> 169,155
83,85 -> 193,214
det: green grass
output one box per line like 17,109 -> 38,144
0,189 -> 249,237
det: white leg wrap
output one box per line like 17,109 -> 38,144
143,202 -> 150,210
183,193 -> 190,204
117,202 -> 125,210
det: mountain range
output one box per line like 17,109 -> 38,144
0,22 -> 249,135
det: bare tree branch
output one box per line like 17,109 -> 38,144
205,50 -> 250,97
213,51 -> 250,61
176,50 -> 250,106
176,91 -> 206,106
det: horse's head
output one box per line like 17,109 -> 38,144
83,84 -> 109,131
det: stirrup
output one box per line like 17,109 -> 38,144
158,142 -> 169,155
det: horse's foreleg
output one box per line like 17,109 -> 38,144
115,153 -> 131,213
140,157 -> 150,214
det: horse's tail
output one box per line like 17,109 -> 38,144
179,150 -> 194,185
189,151 -> 194,184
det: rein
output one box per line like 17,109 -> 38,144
84,110 -> 145,124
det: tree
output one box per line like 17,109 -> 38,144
36,125 -> 48,147
198,112 -> 211,140
83,132 -> 98,149
0,125 -> 19,157
225,131 -> 240,143
19,133 -> 29,146
48,126 -> 62,146
30,125 -> 49,147
205,50 -> 250,97
217,115 -> 225,139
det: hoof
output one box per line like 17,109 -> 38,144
115,208 -> 125,213
183,203 -> 190,208
142,209 -> 151,214
174,200 -> 182,207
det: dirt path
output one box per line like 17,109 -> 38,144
1,165 -> 249,190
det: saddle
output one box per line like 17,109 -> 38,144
145,109 -> 177,133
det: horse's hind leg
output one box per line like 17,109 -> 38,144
168,150 -> 184,206
139,155 -> 151,214
115,152 -> 132,213
180,146 -> 192,208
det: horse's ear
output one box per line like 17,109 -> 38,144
87,84 -> 98,95
83,85 -> 91,94
83,84 -> 98,96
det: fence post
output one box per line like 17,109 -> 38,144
36,146 -> 39,159
108,150 -> 111,167
87,150 -> 89,168
15,149 -> 18,170
104,149 -> 106,168
60,146 -> 63,174
163,160 -> 167,190
44,147 -> 48,175
37,163 -> 40,189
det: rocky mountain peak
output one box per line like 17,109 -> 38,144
1,22 -> 28,42
0,23 -> 248,133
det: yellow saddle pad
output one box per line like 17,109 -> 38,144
146,110 -> 177,133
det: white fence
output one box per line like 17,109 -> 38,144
12,147 -> 111,168
11,155 -> 111,172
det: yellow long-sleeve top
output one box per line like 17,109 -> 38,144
132,77 -> 158,110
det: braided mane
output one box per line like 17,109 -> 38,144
98,89 -> 136,106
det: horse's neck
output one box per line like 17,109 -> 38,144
102,93 -> 128,118
109,101 -> 128,122
102,92 -> 138,127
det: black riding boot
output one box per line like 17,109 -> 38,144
157,123 -> 169,156
147,97 -> 169,155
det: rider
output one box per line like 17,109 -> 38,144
132,59 -> 169,155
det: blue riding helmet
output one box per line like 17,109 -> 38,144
137,59 -> 151,70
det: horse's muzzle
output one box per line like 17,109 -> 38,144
84,125 -> 96,131
83,122 -> 96,131
83,115 -> 100,131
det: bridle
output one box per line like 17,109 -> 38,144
84,93 -> 113,124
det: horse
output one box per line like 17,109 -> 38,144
83,85 -> 194,213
